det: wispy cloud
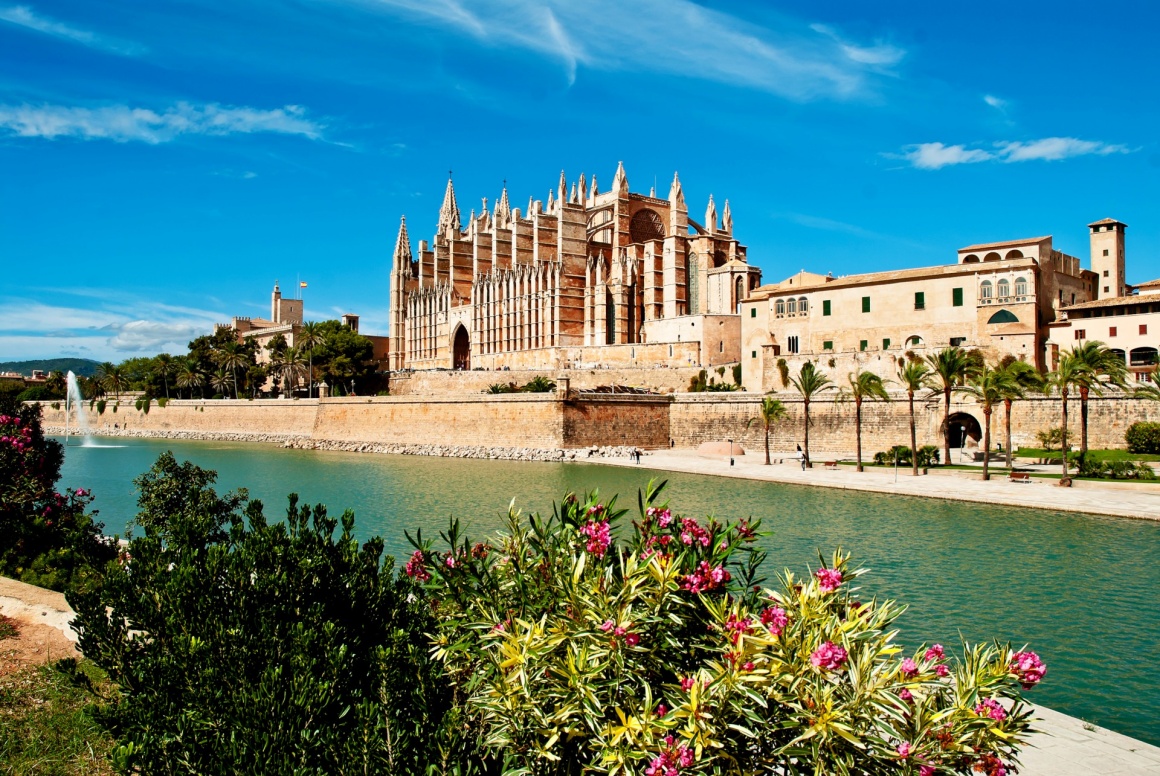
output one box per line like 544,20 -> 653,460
772,212 -> 931,251
983,94 -> 1007,111
899,137 -> 1132,170
0,102 -> 326,144
0,4 -> 144,55
344,0 -> 904,100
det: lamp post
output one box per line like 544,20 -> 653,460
728,437 -> 735,467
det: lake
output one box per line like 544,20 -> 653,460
56,436 -> 1160,745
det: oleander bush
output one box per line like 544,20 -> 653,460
873,445 -> 941,468
1126,421 -> 1160,454
1070,452 -> 1157,480
405,480 -> 1044,776
0,398 -> 117,592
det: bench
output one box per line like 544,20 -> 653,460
823,461 -> 839,470
1008,472 -> 1032,484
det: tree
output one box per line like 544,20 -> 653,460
1044,352 -> 1086,486
1135,365 -> 1160,401
924,347 -> 980,466
209,368 -> 233,398
844,369 -> 890,472
97,362 -> 127,399
958,363 -> 1021,481
298,322 -> 324,398
213,341 -> 248,400
152,354 -> 174,400
281,347 -> 307,396
1070,341 -> 1129,455
746,396 -> 789,465
896,360 -> 930,476
788,362 -> 834,468
996,359 -> 1041,475
175,359 -> 205,399
45,370 -> 66,397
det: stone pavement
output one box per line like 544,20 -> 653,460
599,449 -> 1160,521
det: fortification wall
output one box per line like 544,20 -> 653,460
563,396 -> 671,448
389,365 -> 710,396
39,399 -> 318,437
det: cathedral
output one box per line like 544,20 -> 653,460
389,163 -> 760,371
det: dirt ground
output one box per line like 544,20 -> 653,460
0,614 -> 82,676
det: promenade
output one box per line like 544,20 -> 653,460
601,449 -> 1160,521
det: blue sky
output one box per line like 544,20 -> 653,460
2,0 -> 1157,361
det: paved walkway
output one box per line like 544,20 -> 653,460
599,450 -> 1160,521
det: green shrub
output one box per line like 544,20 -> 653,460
486,382 -> 518,394
1035,426 -> 1064,451
406,480 -> 1045,775
16,386 -> 53,402
1126,421 -> 1160,454
71,453 -> 443,774
1071,452 -> 1157,480
872,445 -> 939,467
156,397 -> 168,408
732,363 -> 742,385
776,358 -> 790,388
520,375 -> 557,393
95,400 -> 106,415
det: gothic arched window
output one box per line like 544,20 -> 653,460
687,253 -> 700,314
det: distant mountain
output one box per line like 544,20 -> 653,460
0,358 -> 103,377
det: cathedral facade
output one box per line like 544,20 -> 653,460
389,163 -> 760,372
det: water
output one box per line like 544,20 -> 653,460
56,437 -> 1160,746
63,371 -> 96,447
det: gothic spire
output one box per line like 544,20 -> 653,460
569,181 -> 578,204
578,173 -> 587,204
558,170 -> 567,204
668,172 -> 685,210
496,183 -> 511,227
705,194 -> 717,233
547,188 -> 556,213
613,161 -> 628,195
590,174 -> 599,198
438,173 -> 460,233
722,199 -> 733,234
393,215 -> 412,270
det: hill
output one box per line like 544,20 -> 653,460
0,358 -> 103,377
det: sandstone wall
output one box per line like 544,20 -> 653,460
40,398 -> 318,437
563,396 -> 671,448
389,365 -> 710,396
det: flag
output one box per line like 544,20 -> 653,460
300,281 -> 308,288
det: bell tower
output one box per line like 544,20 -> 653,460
1089,218 -> 1126,299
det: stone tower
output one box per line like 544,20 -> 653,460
1089,218 -> 1127,299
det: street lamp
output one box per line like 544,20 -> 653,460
728,438 -> 735,467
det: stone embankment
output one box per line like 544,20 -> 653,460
44,426 -> 640,462
281,438 -> 640,461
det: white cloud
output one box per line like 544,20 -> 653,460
903,142 -> 994,170
106,320 -> 210,352
0,102 -> 325,144
997,137 -> 1130,163
900,137 -> 1132,169
0,4 -> 143,55
983,94 -> 1007,110
346,0 -> 904,100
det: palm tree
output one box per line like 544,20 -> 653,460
995,360 -> 1040,475
1135,365 -> 1160,401
1044,352 -> 1087,486
746,396 -> 789,465
209,368 -> 233,398
281,347 -> 307,396
788,362 -> 835,468
1070,341 -> 1129,455
896,360 -> 930,477
45,370 -> 66,397
298,322 -> 324,398
958,364 -> 1022,481
175,360 -> 205,399
213,341 -> 248,400
153,353 -> 174,400
923,347 -> 980,466
97,362 -> 127,399
845,369 -> 890,472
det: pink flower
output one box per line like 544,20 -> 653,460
600,620 -> 615,632
580,519 -> 612,558
403,550 -> 431,582
681,561 -> 731,594
936,664 -> 949,678
924,644 -> 945,662
679,517 -> 710,547
899,688 -> 913,702
975,753 -> 1008,776
74,488 -> 88,497
815,567 -> 843,592
656,703 -> 668,717
975,698 -> 1007,722
680,676 -> 697,692
724,614 -> 753,644
901,658 -> 918,677
810,641 -> 847,671
920,767 -> 936,776
625,632 -> 640,647
897,742 -> 912,759
445,555 -> 457,568
760,606 -> 788,635
645,736 -> 695,776
742,661 -> 755,671
1010,651 -> 1046,689
646,506 -> 674,527
587,504 -> 606,517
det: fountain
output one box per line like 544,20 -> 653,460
64,370 -> 95,447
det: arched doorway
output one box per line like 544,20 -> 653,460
946,412 -> 982,455
452,325 -> 470,370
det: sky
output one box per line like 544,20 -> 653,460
2,0 -> 1158,361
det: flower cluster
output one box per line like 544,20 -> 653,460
723,614 -> 753,644
815,567 -> 843,592
681,561 -> 730,594
760,605 -> 788,636
579,519 -> 612,558
810,641 -> 848,671
404,550 -> 431,582
644,735 -> 694,776
645,506 -> 673,528
974,752 -> 1009,776
0,416 -> 32,453
1010,651 -> 1046,688
642,532 -> 673,560
679,517 -> 710,547
599,619 -> 640,647
975,698 -> 1008,722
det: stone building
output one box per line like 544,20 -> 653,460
388,164 -> 760,372
741,222 -> 1104,392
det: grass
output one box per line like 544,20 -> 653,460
1014,448 -> 1160,462
0,659 -> 116,775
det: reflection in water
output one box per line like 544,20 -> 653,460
57,437 -> 1160,745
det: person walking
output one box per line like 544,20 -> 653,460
796,444 -> 805,471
